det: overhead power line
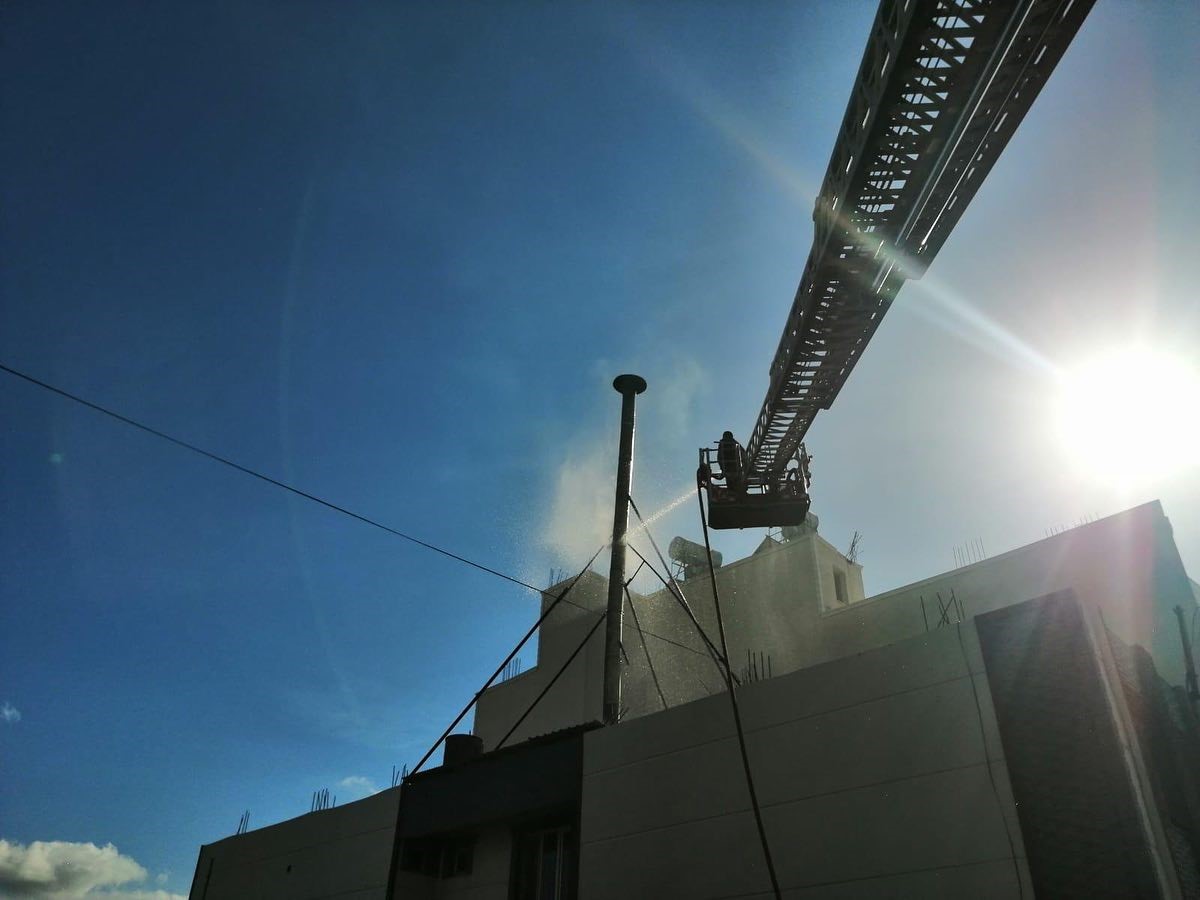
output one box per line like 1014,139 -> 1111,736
1,362 -> 719,676
0,361 -> 541,594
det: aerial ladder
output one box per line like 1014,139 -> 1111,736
701,0 -> 1096,529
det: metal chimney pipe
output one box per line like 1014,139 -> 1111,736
604,374 -> 647,725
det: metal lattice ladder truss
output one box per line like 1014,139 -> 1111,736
746,0 -> 1094,478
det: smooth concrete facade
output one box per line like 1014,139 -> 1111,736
191,788 -> 399,900
578,622 -> 1034,899
189,794 -> 522,900
191,597 -> 1195,898
193,625 -> 1040,900
816,500 -> 1195,689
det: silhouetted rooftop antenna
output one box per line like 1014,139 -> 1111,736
500,657 -> 523,683
310,788 -> 333,812
845,531 -> 862,564
742,648 -> 773,684
952,537 -> 986,568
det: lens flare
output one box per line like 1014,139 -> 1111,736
1055,348 -> 1200,483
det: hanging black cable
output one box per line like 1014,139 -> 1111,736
616,595 -> 729,660
495,556 -> 669,752
626,543 -> 736,683
627,495 -> 729,664
626,498 -> 737,685
386,550 -> 603,900
495,609 -> 608,751
628,496 -> 705,626
696,475 -> 782,900
407,545 -> 603,776
626,585 -> 668,711
0,362 -> 543,594
614,564 -> 641,667
560,558 -> 706,660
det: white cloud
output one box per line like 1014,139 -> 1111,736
336,775 -> 380,798
0,839 -> 184,900
1,701 -> 20,724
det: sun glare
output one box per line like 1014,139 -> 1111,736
1056,348 -> 1200,483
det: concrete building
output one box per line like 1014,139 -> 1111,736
190,500 -> 1200,899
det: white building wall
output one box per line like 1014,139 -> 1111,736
812,500 -> 1195,687
578,623 -> 1032,899
474,530 -> 858,748
192,788 -> 400,900
190,794 -> 515,900
475,501 -> 1196,749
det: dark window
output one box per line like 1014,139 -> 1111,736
511,825 -> 576,900
833,568 -> 848,605
445,839 -> 474,878
400,836 -> 474,879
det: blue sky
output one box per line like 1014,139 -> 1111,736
2,2 -> 1198,896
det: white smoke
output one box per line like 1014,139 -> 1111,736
538,356 -> 708,579
541,443 -> 616,571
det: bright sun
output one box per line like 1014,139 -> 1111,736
1055,348 -> 1200,483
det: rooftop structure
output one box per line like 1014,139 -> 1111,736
190,500 -> 1200,900
475,500 -> 1196,748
